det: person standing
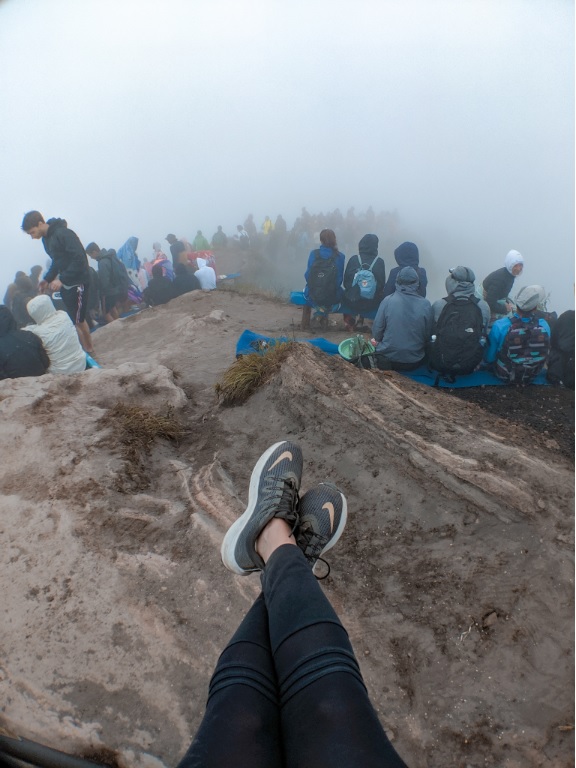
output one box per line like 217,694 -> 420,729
21,211 -> 94,355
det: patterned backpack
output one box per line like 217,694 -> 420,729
495,315 -> 550,384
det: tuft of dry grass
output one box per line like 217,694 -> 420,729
99,402 -> 183,491
215,342 -> 297,406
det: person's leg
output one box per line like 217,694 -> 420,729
176,594 -> 282,768
259,489 -> 407,768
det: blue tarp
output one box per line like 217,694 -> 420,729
235,329 -> 549,388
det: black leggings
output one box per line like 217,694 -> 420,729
177,544 -> 407,768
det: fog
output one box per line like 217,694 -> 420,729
1,0 -> 574,311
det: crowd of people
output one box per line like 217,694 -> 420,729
302,228 -> 574,388
0,209 -> 573,390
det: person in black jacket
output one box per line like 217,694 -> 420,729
10,274 -> 37,327
21,211 -> 94,355
172,262 -> 201,297
382,241 -> 428,299
547,309 -> 575,389
342,234 -> 386,331
142,264 -> 176,306
481,250 -> 524,322
0,305 -> 49,380
86,243 -> 130,323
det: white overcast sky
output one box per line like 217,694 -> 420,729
1,0 -> 574,310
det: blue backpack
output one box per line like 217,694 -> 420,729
351,257 -> 378,300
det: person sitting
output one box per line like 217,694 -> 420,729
192,230 -> 210,251
211,225 -> 228,249
342,234 -> 386,332
302,228 -> 345,330
362,266 -> 433,371
194,257 -> 217,291
142,264 -> 175,306
10,274 -> 37,328
172,262 -> 201,297
429,266 -> 490,377
382,241 -> 427,299
0,305 -> 49,380
176,440 -> 407,768
25,295 -> 87,374
485,285 -> 551,385
150,243 -> 175,280
546,309 -> 574,389
481,250 -> 524,324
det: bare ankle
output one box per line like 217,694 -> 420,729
256,518 -> 296,563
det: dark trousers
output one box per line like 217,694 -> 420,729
359,352 -> 424,371
177,545 -> 407,768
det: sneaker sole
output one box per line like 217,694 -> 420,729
221,441 -> 291,575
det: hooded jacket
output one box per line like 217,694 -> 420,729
382,242 -> 427,299
97,250 -> 131,296
343,234 -> 386,310
482,250 -> 524,314
42,218 -> 91,287
0,305 -> 49,380
432,266 -> 491,332
26,295 -> 87,374
372,267 -> 434,364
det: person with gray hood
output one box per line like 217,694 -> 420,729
365,266 -> 434,370
432,266 -> 490,330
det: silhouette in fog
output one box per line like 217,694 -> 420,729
211,226 -> 228,249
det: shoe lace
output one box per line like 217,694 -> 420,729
298,522 -> 332,579
265,476 -> 300,532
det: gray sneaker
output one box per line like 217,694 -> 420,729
221,441 -> 303,574
296,483 -> 347,569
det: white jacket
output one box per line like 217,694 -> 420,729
26,295 -> 87,374
195,258 -> 217,291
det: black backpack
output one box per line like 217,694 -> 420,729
430,295 -> 484,375
307,250 -> 339,306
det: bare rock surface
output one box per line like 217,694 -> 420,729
1,289 -> 573,767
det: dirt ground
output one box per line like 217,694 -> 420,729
0,256 -> 573,768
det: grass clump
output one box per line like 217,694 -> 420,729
215,342 -> 297,406
100,402 -> 183,491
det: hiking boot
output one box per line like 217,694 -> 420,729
221,441 -> 303,575
297,483 -> 348,569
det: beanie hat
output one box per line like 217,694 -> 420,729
515,285 -> 545,311
396,266 -> 419,285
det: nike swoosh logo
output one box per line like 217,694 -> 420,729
269,450 -> 293,470
323,502 -> 335,533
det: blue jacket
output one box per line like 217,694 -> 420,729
304,245 -> 345,301
485,313 -> 551,363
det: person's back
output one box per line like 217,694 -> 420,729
304,229 -> 345,307
172,263 -> 201,296
142,265 -> 175,306
343,234 -> 386,315
486,285 -> 550,385
382,241 -> 427,299
10,274 -> 37,328
26,295 -> 87,374
547,309 -> 575,389
211,226 -> 228,248
193,230 -> 210,251
194,258 -> 217,291
430,266 -> 490,375
372,266 -> 433,366
0,305 -> 49,380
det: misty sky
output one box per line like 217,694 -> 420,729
1,0 -> 574,311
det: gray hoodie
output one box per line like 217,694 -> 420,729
432,266 -> 490,332
372,267 -> 434,364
